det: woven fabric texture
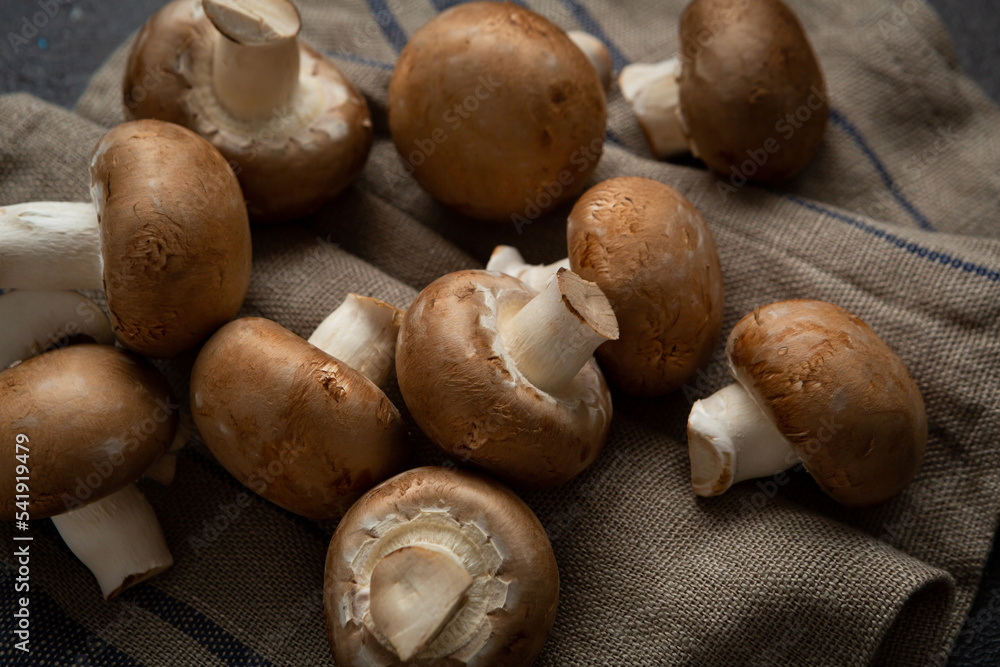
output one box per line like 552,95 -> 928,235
2,0 -> 1000,665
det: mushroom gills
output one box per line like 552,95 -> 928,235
0,290 -> 113,369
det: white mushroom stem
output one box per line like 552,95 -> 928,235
204,0 -> 302,121
618,58 -> 693,158
308,293 -> 404,388
568,31 -> 612,92
369,546 -> 474,661
52,484 -> 173,599
0,290 -> 112,369
486,245 -> 569,293
503,268 -> 618,395
144,412 -> 190,485
0,202 -> 103,290
688,382 -> 799,497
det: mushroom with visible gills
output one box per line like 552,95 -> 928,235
190,294 -> 408,519
618,0 -> 828,183
324,466 -> 559,666
687,300 -> 927,507
396,268 -> 617,487
487,177 -> 725,396
124,0 -> 373,222
0,119 -> 252,358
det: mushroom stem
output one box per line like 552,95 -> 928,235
502,268 -> 618,394
687,382 -> 799,497
204,0 -> 302,121
307,294 -> 404,388
568,31 -> 612,92
0,290 -> 113,369
0,203 -> 103,290
51,483 -> 173,599
486,245 -> 569,293
369,545 -> 474,661
618,58 -> 692,158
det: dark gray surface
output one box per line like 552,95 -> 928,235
0,0 -> 998,664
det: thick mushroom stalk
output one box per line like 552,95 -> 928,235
0,203 -> 102,290
568,31 -> 612,92
618,58 -> 692,158
307,293 -> 403,388
486,245 -> 568,293
52,484 -> 173,599
502,268 -> 618,395
204,0 -> 301,120
687,383 -> 798,496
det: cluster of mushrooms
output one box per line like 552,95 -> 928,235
0,0 -> 927,664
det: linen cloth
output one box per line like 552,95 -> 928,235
2,0 -> 1000,664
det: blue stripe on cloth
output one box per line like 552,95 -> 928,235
828,107 -> 935,232
364,0 -> 409,53
786,196 -> 998,283
123,585 -> 274,667
556,0 -> 630,71
327,51 -> 394,71
430,0 -> 527,10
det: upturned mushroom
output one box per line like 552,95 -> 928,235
124,0 -> 373,222
324,466 -> 559,666
396,268 -> 617,487
0,119 -> 252,358
487,177 -> 724,396
190,294 -> 407,520
388,2 -> 607,221
1,291 -> 178,598
687,300 -> 927,507
618,0 -> 828,183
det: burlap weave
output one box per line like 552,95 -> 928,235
2,0 -> 1000,665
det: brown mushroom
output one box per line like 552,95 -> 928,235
0,119 -> 252,358
0,291 -> 178,597
487,177 -> 725,396
619,0 -> 827,183
190,294 -> 407,519
124,0 -> 373,222
324,466 -> 559,665
396,268 -> 617,487
388,2 -> 607,221
687,300 -> 927,507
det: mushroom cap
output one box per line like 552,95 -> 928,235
567,177 -> 724,396
190,317 -> 407,520
388,2 -> 607,221
396,270 -> 613,488
324,466 -> 559,666
677,0 -> 827,183
0,344 -> 177,520
123,0 -> 373,222
89,119 -> 251,358
727,300 -> 927,507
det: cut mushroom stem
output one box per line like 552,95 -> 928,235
51,483 -> 174,599
503,268 -> 618,394
486,245 -> 569,293
618,58 -> 692,158
568,31 -> 612,92
369,545 -> 474,661
687,382 -> 798,496
0,290 -> 113,369
203,0 -> 302,121
0,202 -> 102,290
307,293 -> 404,388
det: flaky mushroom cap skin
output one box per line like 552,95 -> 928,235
678,0 -> 828,183
90,119 -> 251,358
727,300 -> 927,507
388,2 -> 607,221
396,270 -> 613,488
123,0 -> 373,222
190,317 -> 407,520
324,466 -> 559,666
0,345 -> 177,520
567,177 -> 724,396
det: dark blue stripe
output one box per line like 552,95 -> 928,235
828,107 -> 935,232
327,51 -> 394,71
122,585 -> 273,667
364,0 -> 409,52
557,0 -> 630,71
0,562 -> 140,666
786,196 -> 998,283
430,0 -> 527,10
